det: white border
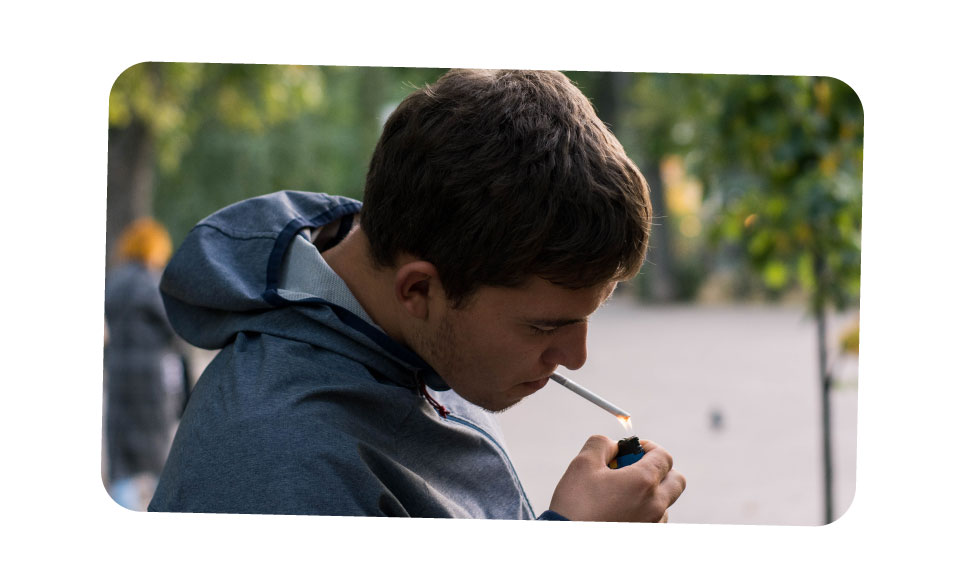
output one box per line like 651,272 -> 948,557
5,1 -> 963,585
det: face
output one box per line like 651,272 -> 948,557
416,277 -> 617,412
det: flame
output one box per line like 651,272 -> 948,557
617,415 -> 633,434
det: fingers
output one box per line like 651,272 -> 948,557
578,434 -> 618,463
638,439 -> 674,471
627,439 -> 673,485
634,471 -> 685,523
578,437 -> 673,476
638,438 -> 660,453
555,435 -> 686,523
660,468 -> 687,509
624,441 -> 686,521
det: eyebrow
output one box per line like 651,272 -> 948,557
526,317 -> 588,329
523,286 -> 617,328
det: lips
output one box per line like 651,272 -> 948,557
521,376 -> 550,392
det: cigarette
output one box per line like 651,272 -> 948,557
550,373 -> 631,419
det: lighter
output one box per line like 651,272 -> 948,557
608,436 -> 645,469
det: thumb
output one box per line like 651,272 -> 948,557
580,435 -> 618,463
638,438 -> 660,454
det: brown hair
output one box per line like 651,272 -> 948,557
361,69 -> 651,306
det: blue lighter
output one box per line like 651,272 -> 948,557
608,436 -> 645,469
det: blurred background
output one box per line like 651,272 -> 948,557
104,63 -> 862,524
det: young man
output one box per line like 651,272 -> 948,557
149,69 -> 686,521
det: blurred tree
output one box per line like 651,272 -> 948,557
698,75 -> 864,523
154,66 -> 445,246
107,62 -> 327,264
571,71 -> 686,301
574,72 -> 727,302
110,64 -> 446,250
624,73 -> 726,301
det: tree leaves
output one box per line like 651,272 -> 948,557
699,75 -> 863,310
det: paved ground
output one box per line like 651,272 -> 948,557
496,294 -> 859,526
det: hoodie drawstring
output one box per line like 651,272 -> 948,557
417,374 -> 449,419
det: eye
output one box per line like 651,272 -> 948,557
529,325 -> 558,336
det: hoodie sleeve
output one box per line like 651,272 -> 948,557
536,510 -> 569,521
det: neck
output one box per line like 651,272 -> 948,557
321,227 -> 406,343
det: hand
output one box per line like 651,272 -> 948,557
548,435 -> 686,523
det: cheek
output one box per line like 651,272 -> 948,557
485,337 -> 548,380
455,322 -> 537,377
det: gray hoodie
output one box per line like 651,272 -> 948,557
148,190 -> 554,519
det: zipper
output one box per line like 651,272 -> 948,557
445,413 -> 536,519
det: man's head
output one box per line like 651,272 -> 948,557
357,69 -> 651,411
361,69 -> 651,307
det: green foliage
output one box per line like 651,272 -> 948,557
110,62 -> 204,172
110,64 -> 444,246
600,72 -> 863,310
110,63 -> 326,174
699,75 -> 864,311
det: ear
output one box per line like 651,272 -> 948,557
394,261 -> 441,321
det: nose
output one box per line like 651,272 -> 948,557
541,323 -> 588,371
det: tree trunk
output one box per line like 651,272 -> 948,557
594,72 -> 676,300
359,66 -> 385,144
641,159 -> 676,301
106,119 -> 155,268
814,251 -> 834,524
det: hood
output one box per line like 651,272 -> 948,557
160,190 -> 448,390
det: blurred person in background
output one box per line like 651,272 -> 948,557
104,218 -> 188,510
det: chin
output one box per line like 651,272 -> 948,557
456,386 -> 527,414
479,398 -> 524,414
490,387 -> 536,413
